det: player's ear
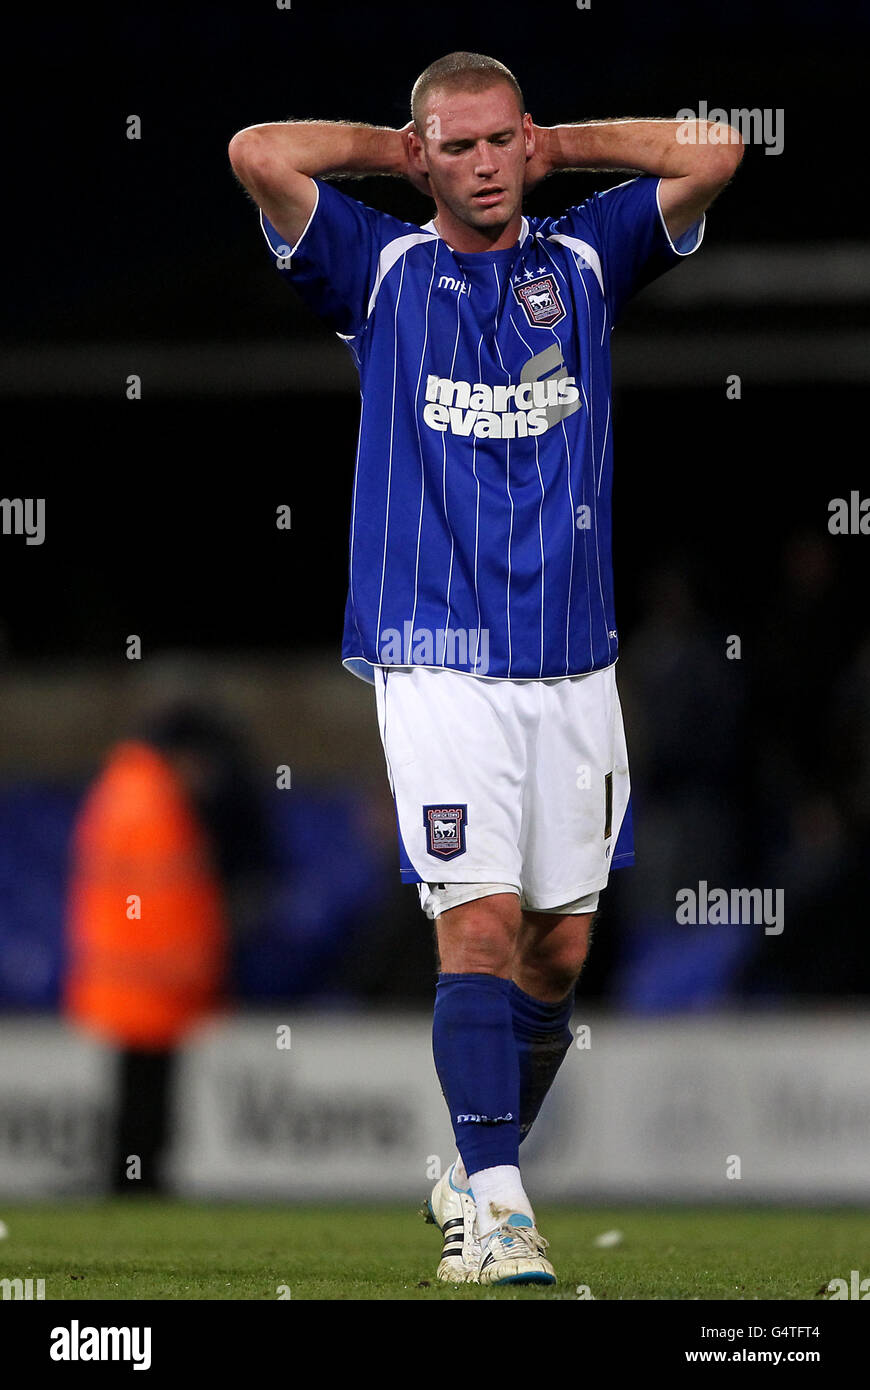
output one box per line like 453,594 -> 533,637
407,124 -> 426,168
523,112 -> 535,158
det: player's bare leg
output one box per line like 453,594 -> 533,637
435,891 -> 522,977
512,910 -> 595,1001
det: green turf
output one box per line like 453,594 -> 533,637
0,1201 -> 865,1300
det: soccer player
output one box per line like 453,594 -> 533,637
228,52 -> 742,1286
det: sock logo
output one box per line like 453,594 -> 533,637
423,804 -> 468,860
456,1112 -> 514,1124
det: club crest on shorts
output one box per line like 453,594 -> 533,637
423,804 -> 468,860
512,274 -> 566,328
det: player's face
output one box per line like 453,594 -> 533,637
418,84 -> 533,234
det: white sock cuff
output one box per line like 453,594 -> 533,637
468,1164 -> 535,1236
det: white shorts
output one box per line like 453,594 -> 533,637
373,663 -> 631,918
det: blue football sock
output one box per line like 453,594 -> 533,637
432,972 -> 520,1176
509,980 -> 575,1142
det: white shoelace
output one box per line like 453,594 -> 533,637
489,1221 -> 549,1256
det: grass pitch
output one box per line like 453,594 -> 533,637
0,1200 -> 864,1300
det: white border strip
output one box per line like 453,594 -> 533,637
655,176 -> 706,256
258,178 -> 321,261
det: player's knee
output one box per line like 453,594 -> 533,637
547,951 -> 588,996
437,893 -> 522,975
518,914 -> 594,994
523,955 -> 585,999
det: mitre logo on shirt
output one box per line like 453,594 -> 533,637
422,371 -> 581,439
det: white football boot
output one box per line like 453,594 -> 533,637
423,1159 -> 482,1283
477,1211 -> 557,1286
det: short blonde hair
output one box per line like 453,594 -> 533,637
411,52 -> 525,134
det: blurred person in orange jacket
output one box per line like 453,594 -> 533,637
64,701 -> 270,1194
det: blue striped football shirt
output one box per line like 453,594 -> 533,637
260,175 -> 703,683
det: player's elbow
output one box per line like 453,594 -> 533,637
228,128 -> 265,177
701,125 -> 745,182
228,129 -> 288,201
720,126 -> 745,173
685,144 -> 742,208
228,127 -> 305,199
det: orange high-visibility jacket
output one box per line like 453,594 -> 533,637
64,740 -> 228,1048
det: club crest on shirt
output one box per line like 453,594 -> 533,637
512,274 -> 566,328
423,804 -> 468,860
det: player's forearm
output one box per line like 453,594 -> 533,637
228,120 -> 405,179
537,119 -> 742,180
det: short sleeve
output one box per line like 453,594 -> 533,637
553,175 -> 705,325
259,177 -> 393,337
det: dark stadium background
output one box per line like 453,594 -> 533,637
2,0 -> 867,1011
